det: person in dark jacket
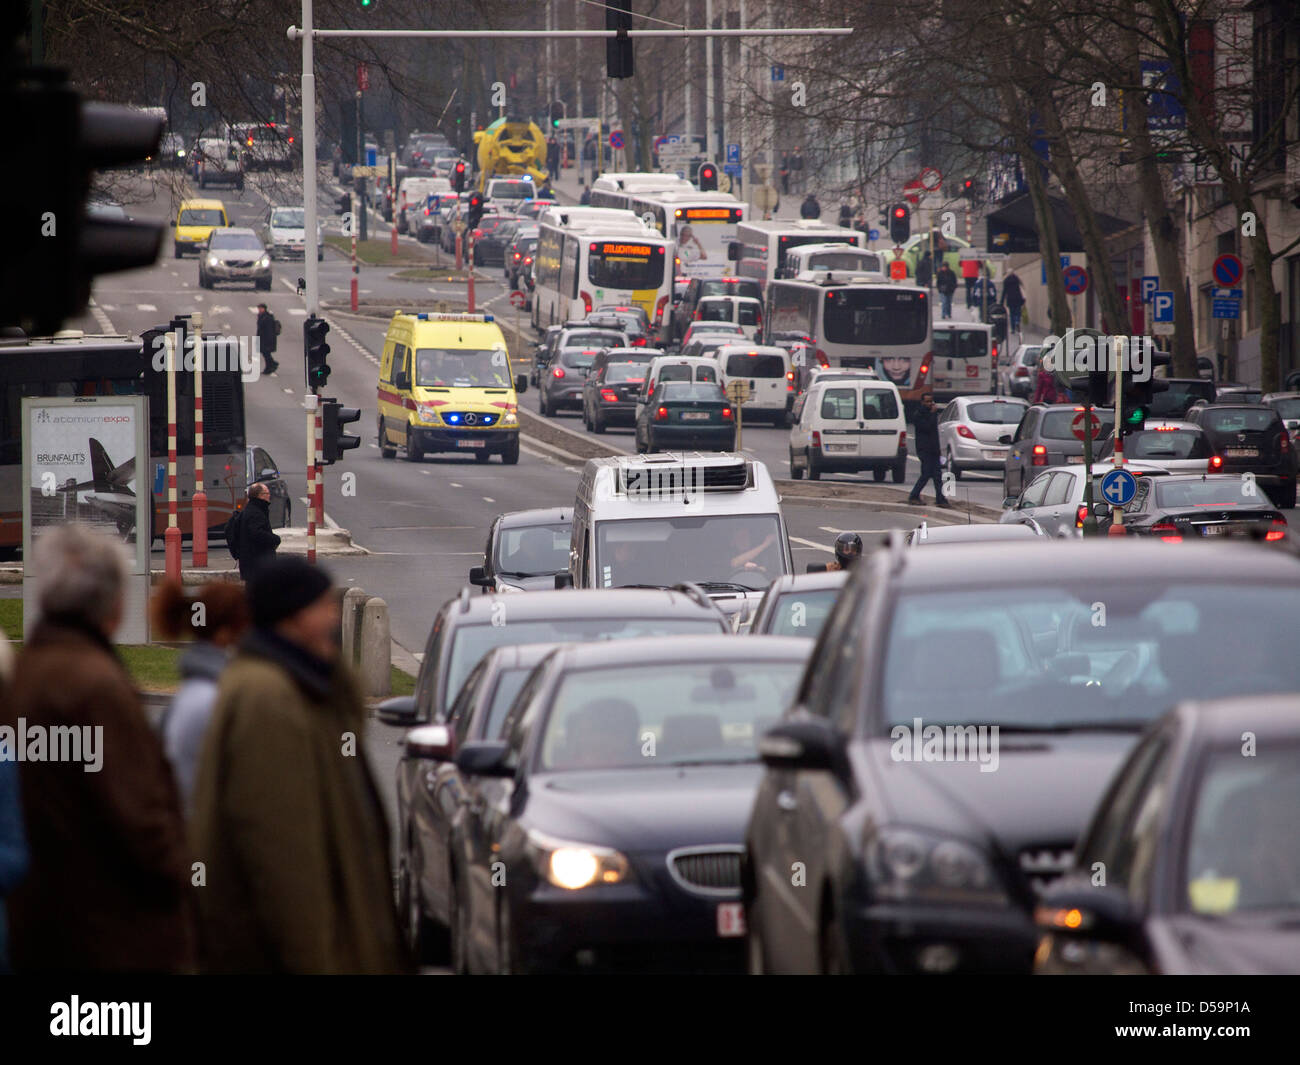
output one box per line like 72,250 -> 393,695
255,303 -> 279,375
545,137 -> 560,182
936,262 -> 958,318
1001,270 -> 1026,333
907,393 -> 950,507
0,627 -> 26,974
800,193 -> 821,220
236,483 -> 281,582
4,524 -> 195,972
579,182 -> 591,206
916,250 -> 934,288
191,558 -> 408,974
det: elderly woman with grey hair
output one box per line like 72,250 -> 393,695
3,524 -> 194,972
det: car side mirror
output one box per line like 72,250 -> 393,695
1034,881 -> 1141,944
170,219 -> 176,227
1094,502 -> 1110,518
727,241 -> 740,262
469,565 -> 490,587
376,695 -> 418,726
514,373 -> 528,393
260,468 -> 277,480
998,434 -> 1012,445
402,724 -> 454,762
1002,495 -> 1018,509
758,717 -> 846,773
455,740 -> 514,778
554,572 -> 574,589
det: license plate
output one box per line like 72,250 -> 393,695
1225,447 -> 1259,457
717,902 -> 746,938
456,438 -> 487,448
1200,525 -> 1230,536
680,411 -> 709,421
988,449 -> 1008,459
824,443 -> 855,452
1067,455 -> 1084,463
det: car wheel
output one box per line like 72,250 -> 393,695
173,243 -> 183,259
496,895 -> 520,976
872,466 -> 887,482
406,432 -> 424,463
635,431 -> 647,454
1283,479 -> 1297,509
475,450 -> 491,463
789,447 -> 804,480
379,419 -> 396,459
501,437 -> 520,465
540,391 -> 552,418
807,450 -> 821,481
892,456 -> 907,484
947,448 -> 963,480
398,847 -> 446,965
592,411 -> 606,434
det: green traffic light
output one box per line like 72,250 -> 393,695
1127,408 -> 1145,424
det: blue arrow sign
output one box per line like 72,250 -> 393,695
868,228 -> 880,241
1140,276 -> 1159,303
1101,468 -> 1138,507
1152,290 -> 1174,323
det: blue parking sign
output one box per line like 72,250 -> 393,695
1152,290 -> 1174,323
1140,276 -> 1159,303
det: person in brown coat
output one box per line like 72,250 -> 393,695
4,524 -> 195,972
190,558 -> 407,974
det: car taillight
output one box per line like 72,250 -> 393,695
1282,432 -> 1291,453
581,291 -> 592,313
1151,521 -> 1182,543
899,430 -> 908,449
655,294 -> 670,325
917,353 -> 933,378
655,405 -> 668,420
992,343 -> 999,361
1032,444 -> 1047,465
1014,367 -> 1029,377
786,369 -> 795,391
552,366 -> 565,379
633,337 -> 647,346
812,430 -> 822,448
815,349 -> 829,368
513,252 -> 521,262
1266,517 -> 1287,541
694,309 -> 702,320
1208,455 -> 1223,471
600,389 -> 619,402
1076,505 -> 1088,528
472,229 -> 483,239
956,425 -> 976,439
723,406 -> 734,419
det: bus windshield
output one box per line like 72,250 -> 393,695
823,289 -> 928,346
413,348 -> 510,388
588,242 -> 665,290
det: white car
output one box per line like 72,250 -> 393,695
262,205 -> 323,261
693,295 -> 763,341
937,395 -> 1028,478
789,377 -> 908,482
710,344 -> 793,425
679,320 -> 745,350
636,355 -> 722,420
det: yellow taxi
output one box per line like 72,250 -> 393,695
173,198 -> 230,258
377,311 -> 528,464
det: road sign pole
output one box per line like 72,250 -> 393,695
165,330 -> 181,580
1081,403 -> 1098,537
467,234 -> 476,312
1110,336 -> 1126,535
191,312 -> 207,568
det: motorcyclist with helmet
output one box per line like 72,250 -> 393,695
807,531 -> 862,573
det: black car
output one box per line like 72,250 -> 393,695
747,570 -> 847,638
1035,693 -> 1300,974
450,635 -> 813,973
469,507 -> 572,592
635,380 -> 736,453
582,360 -> 648,433
1146,377 -> 1216,420
1105,473 -> 1287,541
395,641 -> 563,963
588,308 -> 652,346
504,233 -> 538,288
471,216 -> 514,266
1184,404 -> 1297,508
245,444 -> 291,527
742,536 -> 1300,974
376,586 -> 731,730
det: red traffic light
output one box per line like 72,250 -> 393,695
892,205 -> 907,219
455,161 -> 465,172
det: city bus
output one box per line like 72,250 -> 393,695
624,189 -> 744,280
532,211 -> 673,333
588,172 -> 694,211
729,219 -> 865,291
765,276 -> 934,412
0,329 -> 247,555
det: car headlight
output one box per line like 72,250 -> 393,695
526,830 -> 629,890
502,411 -> 518,426
417,404 -> 441,423
258,256 -> 270,268
207,255 -> 219,267
865,827 -> 1008,906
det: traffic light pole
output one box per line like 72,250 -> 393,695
191,312 -> 208,568
165,330 -> 181,581
350,190 -> 359,313
305,394 -> 318,564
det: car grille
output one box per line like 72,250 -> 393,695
442,411 -> 498,427
1018,845 -> 1074,896
226,259 -> 256,268
667,846 -> 743,897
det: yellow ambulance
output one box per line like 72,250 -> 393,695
377,311 -> 528,464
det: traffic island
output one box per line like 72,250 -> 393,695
322,236 -> 436,266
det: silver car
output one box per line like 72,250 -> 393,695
999,461 -> 1170,537
199,227 -> 272,290
1000,342 -> 1043,398
263,206 -> 323,261
938,395 -> 1027,478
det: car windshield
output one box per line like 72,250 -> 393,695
1041,409 -> 1115,439
537,660 -> 804,770
444,617 -> 723,707
967,401 -> 1025,424
660,381 -> 724,402
1155,479 -> 1265,508
179,209 -> 225,226
1122,430 -> 1208,459
210,233 -> 264,251
767,588 -> 840,637
879,583 -> 1300,730
597,514 -> 787,592
414,348 -> 510,388
1183,744 -> 1300,916
496,522 -> 570,577
271,209 -> 305,228
725,353 -> 785,378
1201,409 -> 1278,433
604,363 -> 645,384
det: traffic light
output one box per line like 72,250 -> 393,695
4,71 -> 165,334
1068,371 -> 1111,408
962,176 -> 976,200
453,159 -> 467,192
889,203 -> 910,244
698,162 -> 718,191
466,192 -> 485,231
359,0 -> 375,9
304,315 -> 331,392
550,101 -> 565,129
1124,348 -> 1172,434
606,0 -> 634,79
322,400 -> 362,463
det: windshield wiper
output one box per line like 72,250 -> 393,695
498,569 -> 559,579
692,580 -> 757,593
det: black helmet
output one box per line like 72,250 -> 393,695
834,531 -> 863,568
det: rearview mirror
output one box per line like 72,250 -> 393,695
469,565 -> 490,587
514,373 -> 528,393
1094,502 -> 1110,518
727,241 -> 740,262
1034,881 -> 1140,944
455,740 -> 514,778
376,695 -> 418,726
1002,495 -> 1018,509
758,717 -> 845,773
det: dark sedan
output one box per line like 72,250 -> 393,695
471,216 -> 515,266
538,346 -> 598,416
1111,473 -> 1287,541
743,537 -> 1300,974
1036,693 -> 1300,974
451,635 -> 813,973
245,444 -> 291,527
582,361 -> 646,433
635,380 -> 736,453
469,507 -> 572,592
1185,404 -> 1297,508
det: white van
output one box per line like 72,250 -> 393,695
397,176 -> 452,233
711,344 -> 793,426
564,453 -> 793,627
788,378 -> 908,482
694,295 -> 763,340
931,320 -> 995,401
636,355 -> 721,419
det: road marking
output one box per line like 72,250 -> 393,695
209,305 -> 232,315
88,299 -> 117,334
137,303 -> 157,311
420,469 -> 431,476
367,442 -> 378,449
449,482 -> 462,487
282,387 -> 294,395
482,496 -> 495,503
789,536 -> 833,553
287,308 -> 307,316
328,320 -> 380,366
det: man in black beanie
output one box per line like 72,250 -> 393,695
190,558 -> 408,974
